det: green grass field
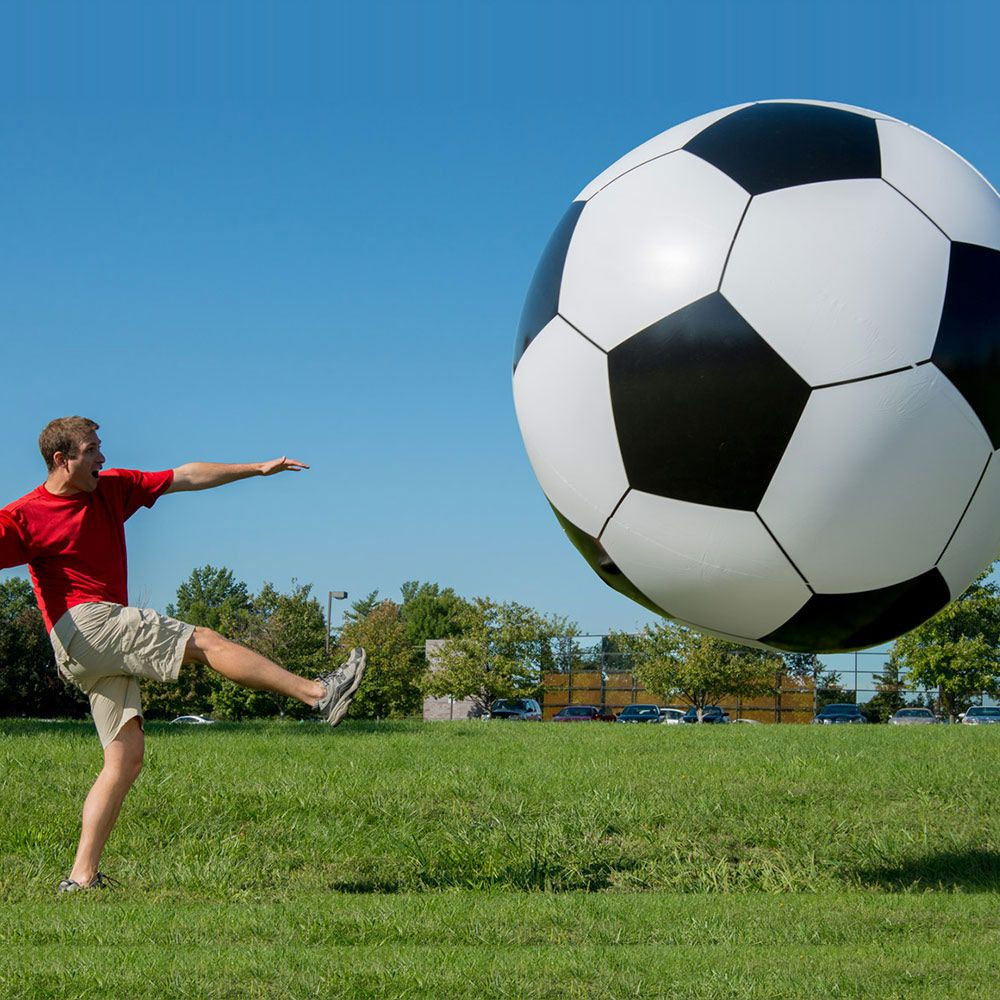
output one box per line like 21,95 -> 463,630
1,719 -> 998,997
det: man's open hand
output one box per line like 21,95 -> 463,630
260,457 -> 310,476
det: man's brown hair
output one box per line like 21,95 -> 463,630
39,417 -> 100,472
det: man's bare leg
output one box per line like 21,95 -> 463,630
183,627 -> 325,706
67,717 -> 144,886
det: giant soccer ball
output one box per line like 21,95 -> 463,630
513,100 -> 1000,653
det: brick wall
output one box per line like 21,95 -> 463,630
542,670 -> 817,723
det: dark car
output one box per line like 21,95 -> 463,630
552,705 -> 616,722
812,703 -> 866,725
488,698 -> 542,721
617,704 -> 662,723
681,705 -> 731,724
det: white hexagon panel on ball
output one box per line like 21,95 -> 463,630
722,178 -> 951,387
559,151 -> 749,351
601,490 -> 811,641
758,364 -> 992,594
936,452 -> 1000,598
512,316 -> 627,539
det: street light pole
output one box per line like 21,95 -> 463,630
326,590 -> 348,656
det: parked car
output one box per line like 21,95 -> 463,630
959,706 -> 1000,725
617,704 -> 662,723
681,706 -> 731,724
552,705 -> 616,722
888,707 -> 939,725
488,698 -> 542,721
658,707 -> 686,725
170,715 -> 216,725
812,703 -> 866,724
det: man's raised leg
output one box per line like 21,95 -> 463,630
183,627 -> 325,705
182,627 -> 366,725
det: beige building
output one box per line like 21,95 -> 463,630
421,639 -> 480,721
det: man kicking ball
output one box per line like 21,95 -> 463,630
0,416 -> 366,892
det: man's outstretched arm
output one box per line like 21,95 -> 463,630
166,457 -> 309,493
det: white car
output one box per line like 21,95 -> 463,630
658,708 -> 686,725
170,715 -> 216,725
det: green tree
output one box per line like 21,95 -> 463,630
399,580 -> 469,646
216,580 -> 328,720
892,569 -> 1000,722
862,651 -> 907,723
166,564 -> 251,629
619,622 -> 781,720
423,598 -> 579,716
143,565 -> 253,719
0,577 -> 87,718
343,590 -> 382,626
335,599 -> 423,719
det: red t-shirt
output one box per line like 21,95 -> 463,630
0,468 -> 174,632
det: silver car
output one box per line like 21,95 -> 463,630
960,706 -> 1000,725
888,707 -> 939,725
488,698 -> 542,721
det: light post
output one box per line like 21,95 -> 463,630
326,590 -> 348,656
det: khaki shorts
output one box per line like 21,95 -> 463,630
50,603 -> 196,749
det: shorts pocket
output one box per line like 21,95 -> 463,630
117,606 -> 151,654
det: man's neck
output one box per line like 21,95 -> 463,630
44,473 -> 81,497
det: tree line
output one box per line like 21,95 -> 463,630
0,564 -> 998,721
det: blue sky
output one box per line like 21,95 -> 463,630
1,0 -> 997,667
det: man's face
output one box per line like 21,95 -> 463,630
60,431 -> 105,493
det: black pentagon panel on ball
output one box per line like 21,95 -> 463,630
549,502 -> 668,618
761,568 -> 951,653
682,102 -> 881,196
607,293 -> 811,510
513,201 -> 586,371
930,242 -> 1000,448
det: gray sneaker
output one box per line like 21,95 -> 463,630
58,871 -> 116,893
315,647 -> 367,727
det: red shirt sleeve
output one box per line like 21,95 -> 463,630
0,511 -> 29,569
101,469 -> 175,520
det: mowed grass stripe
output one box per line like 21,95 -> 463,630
0,941 -> 994,999
2,719 -> 999,898
2,893 -> 999,946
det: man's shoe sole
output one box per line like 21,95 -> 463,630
328,648 -> 367,727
